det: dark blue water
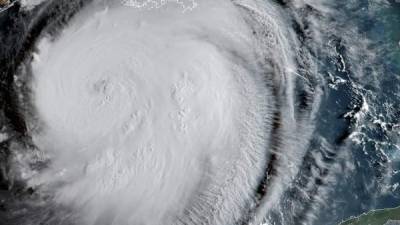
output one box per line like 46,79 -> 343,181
311,1 -> 400,224
264,1 -> 400,224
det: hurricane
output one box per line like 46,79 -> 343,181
0,1 -> 399,225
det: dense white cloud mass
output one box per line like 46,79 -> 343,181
3,0 -> 395,224
19,0 -> 47,8
27,1 -> 272,224
121,0 -> 198,11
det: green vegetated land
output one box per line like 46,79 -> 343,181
339,206 -> 400,225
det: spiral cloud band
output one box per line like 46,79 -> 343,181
26,1 -> 276,224
2,0 -> 394,224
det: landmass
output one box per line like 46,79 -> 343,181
0,0 -> 9,7
339,206 -> 400,225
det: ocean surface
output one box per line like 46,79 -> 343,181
310,1 -> 400,224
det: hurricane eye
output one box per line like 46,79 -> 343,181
8,1 -> 272,225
